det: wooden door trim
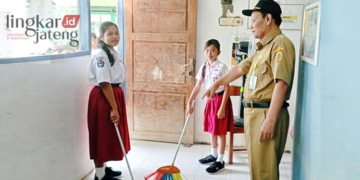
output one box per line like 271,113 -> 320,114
124,0 -> 134,135
186,0 -> 198,144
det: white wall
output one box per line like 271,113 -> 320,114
0,56 -> 94,179
194,0 -> 248,147
194,0 -> 302,151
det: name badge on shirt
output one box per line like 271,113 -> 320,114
249,63 -> 258,90
249,75 -> 257,90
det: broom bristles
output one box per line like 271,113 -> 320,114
144,171 -> 164,180
144,165 -> 184,180
171,173 -> 182,180
145,173 -> 182,180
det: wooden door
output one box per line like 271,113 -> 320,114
124,0 -> 197,144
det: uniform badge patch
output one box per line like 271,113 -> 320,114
97,59 -> 105,67
275,51 -> 283,62
213,77 -> 218,82
274,46 -> 284,53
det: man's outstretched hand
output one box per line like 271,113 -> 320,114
202,84 -> 220,99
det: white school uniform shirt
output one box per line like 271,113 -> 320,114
88,48 -> 126,86
195,59 -> 228,93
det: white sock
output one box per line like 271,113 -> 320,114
217,154 -> 224,162
211,148 -> 218,158
96,167 -> 105,178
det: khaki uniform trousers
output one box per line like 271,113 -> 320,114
244,107 -> 289,180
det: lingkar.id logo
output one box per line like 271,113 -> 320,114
6,14 -> 80,47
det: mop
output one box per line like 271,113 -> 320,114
112,111 -> 135,180
144,100 -> 195,180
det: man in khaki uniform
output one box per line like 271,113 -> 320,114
202,0 -> 295,179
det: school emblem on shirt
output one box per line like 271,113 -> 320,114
97,59 -> 105,67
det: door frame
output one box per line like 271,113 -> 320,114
116,1 -> 126,95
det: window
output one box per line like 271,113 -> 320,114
90,6 -> 116,37
0,0 -> 90,63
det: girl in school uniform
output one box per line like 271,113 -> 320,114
186,39 -> 234,174
87,21 -> 130,180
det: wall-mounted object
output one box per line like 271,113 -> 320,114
300,1 -> 321,66
219,0 -> 242,26
219,17 -> 243,26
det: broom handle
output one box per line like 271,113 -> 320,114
112,119 -> 135,180
171,100 -> 195,166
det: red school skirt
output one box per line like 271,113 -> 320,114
87,85 -> 131,163
203,93 -> 234,136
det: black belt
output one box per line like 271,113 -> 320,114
243,101 -> 289,108
111,83 -> 121,87
216,91 -> 224,95
96,83 -> 121,87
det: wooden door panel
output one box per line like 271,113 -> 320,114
133,42 -> 187,84
135,0 -> 186,10
134,13 -> 186,33
133,92 -> 185,133
133,0 -> 187,33
125,0 -> 197,144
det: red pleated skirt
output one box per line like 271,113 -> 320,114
203,95 -> 234,136
87,86 -> 131,163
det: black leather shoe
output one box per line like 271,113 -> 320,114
105,167 -> 122,177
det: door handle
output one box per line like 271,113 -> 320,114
184,58 -> 194,72
183,58 -> 194,76
183,71 -> 194,76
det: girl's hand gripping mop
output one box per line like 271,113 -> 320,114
111,111 -> 135,180
144,100 -> 195,180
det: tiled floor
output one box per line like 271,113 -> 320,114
84,140 -> 292,180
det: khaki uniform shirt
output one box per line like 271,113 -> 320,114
239,29 -> 295,102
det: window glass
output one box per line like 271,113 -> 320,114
0,0 -> 83,58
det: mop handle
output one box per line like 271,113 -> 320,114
111,112 -> 135,180
171,100 -> 195,166
113,124 -> 134,180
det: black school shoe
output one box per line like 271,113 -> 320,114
206,161 -> 225,174
94,167 -> 122,180
105,167 -> 122,177
198,154 -> 217,164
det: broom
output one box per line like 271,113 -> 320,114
144,100 -> 195,180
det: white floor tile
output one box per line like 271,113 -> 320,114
225,162 -> 251,180
182,174 -> 196,180
172,161 -> 200,175
82,140 -> 292,180
196,164 -> 227,179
